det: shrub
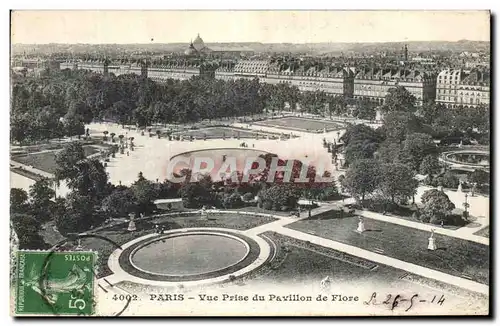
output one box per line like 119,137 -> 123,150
223,193 -> 244,209
262,201 -> 273,210
441,171 -> 460,189
242,192 -> 254,202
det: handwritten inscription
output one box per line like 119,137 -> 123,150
364,292 -> 445,312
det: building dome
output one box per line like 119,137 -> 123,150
192,33 -> 205,51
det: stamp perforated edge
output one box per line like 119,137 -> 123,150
13,249 -> 99,316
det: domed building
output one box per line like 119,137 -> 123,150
184,34 -> 212,56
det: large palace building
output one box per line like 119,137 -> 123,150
352,66 -> 437,105
436,69 -> 490,108
215,60 -> 436,104
58,35 -> 489,108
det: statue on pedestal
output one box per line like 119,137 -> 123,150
427,229 -> 437,251
201,206 -> 207,219
75,238 -> 83,250
127,213 -> 137,232
356,217 -> 366,233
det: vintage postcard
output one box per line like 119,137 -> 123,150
9,10 -> 490,316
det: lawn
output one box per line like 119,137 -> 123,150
253,117 -> 345,133
77,212 -> 278,278
112,231 -> 488,313
257,232 -> 454,292
474,227 -> 489,238
174,126 -> 290,140
10,167 -> 45,181
11,145 -> 101,174
287,215 -> 490,285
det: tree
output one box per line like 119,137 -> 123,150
103,130 -> 109,141
67,159 -> 109,203
375,140 -> 402,164
110,132 -> 116,142
341,124 -> 384,146
29,178 -> 56,222
382,86 -> 416,113
420,189 -> 456,224
344,139 -> 380,165
131,179 -> 159,214
223,192 -> 244,209
439,171 -> 460,189
55,193 -> 95,235
11,213 -> 48,249
468,169 -> 489,186
62,112 -> 85,138
419,155 -> 441,176
352,98 -> 377,120
380,163 -> 418,204
343,160 -> 381,202
10,188 -> 29,214
54,142 -> 86,181
179,182 -> 216,209
400,133 -> 437,172
341,124 -> 384,165
383,111 -> 422,142
417,102 -> 445,125
102,188 -> 138,218
258,184 -> 301,211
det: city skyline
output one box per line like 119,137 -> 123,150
11,10 -> 490,45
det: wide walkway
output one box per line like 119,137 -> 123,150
234,204 -> 489,295
269,226 -> 488,295
241,204 -> 488,296
357,210 -> 489,245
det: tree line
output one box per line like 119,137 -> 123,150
11,69 -> 363,144
338,86 -> 489,226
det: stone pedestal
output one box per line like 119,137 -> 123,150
75,239 -> 83,250
427,236 -> 437,250
356,219 -> 366,233
127,220 -> 136,232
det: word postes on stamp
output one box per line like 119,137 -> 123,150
15,250 -> 97,316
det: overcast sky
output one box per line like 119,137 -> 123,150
11,10 -> 490,44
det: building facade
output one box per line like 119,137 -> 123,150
353,67 -> 436,105
436,69 -> 490,108
214,59 -> 355,98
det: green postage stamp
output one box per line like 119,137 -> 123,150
15,250 -> 97,316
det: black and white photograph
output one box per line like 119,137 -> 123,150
8,10 -> 491,316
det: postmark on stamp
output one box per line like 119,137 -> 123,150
15,250 -> 97,316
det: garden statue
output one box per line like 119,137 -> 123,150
427,229 -> 437,251
75,238 -> 83,250
127,213 -> 136,232
457,181 -> 463,193
356,217 -> 366,233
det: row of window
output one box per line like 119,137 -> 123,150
437,97 -> 486,104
